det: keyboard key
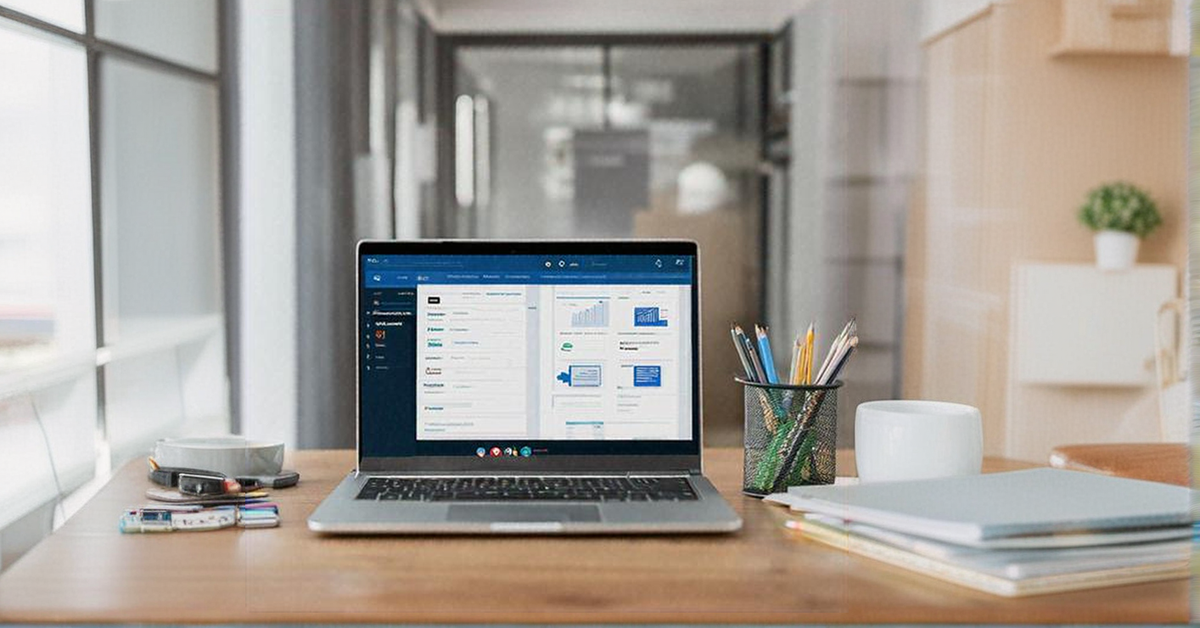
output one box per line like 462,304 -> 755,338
354,476 -> 698,502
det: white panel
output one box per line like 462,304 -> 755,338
237,0 -> 297,447
1012,263 -> 1176,386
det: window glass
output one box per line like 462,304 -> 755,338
98,57 -> 227,457
0,1 -> 85,32
450,45 -> 762,444
94,0 -> 217,72
0,23 -> 94,374
100,57 -> 221,344
455,47 -> 606,238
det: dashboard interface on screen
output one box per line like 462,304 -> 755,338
359,253 -> 696,458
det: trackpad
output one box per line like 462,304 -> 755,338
447,504 -> 601,523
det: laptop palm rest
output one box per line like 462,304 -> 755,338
447,504 -> 601,524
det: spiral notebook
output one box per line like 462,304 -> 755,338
776,468 -> 1191,548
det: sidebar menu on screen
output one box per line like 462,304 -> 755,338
360,285 -> 417,456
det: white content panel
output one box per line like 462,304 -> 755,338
1011,263 -> 1176,386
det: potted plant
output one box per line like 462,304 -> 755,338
1077,181 -> 1162,271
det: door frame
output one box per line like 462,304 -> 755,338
433,32 -> 773,240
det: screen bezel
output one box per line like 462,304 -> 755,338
356,239 -> 704,474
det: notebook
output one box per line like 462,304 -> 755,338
775,468 -> 1191,547
788,515 -> 1190,597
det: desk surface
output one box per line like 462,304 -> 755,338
0,448 -> 1186,623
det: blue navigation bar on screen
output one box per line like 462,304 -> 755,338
362,254 -> 693,287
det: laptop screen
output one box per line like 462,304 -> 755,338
358,246 -> 699,460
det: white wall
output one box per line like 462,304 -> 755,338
778,0 -> 924,445
237,0 -> 297,448
920,0 -> 994,41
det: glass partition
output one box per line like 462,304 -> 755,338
450,42 -> 762,444
94,0 -> 217,71
99,56 -> 225,459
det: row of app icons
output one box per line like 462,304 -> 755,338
476,446 -> 532,458
542,258 -> 686,269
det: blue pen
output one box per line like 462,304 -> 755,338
755,325 -> 779,384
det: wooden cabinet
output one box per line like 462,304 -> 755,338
905,0 -> 1187,461
1052,0 -> 1187,56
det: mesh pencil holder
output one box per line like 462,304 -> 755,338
739,378 -> 842,497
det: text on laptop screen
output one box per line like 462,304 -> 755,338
359,254 -> 696,458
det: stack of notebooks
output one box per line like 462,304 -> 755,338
765,468 -> 1191,597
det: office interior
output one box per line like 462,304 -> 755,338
0,0 -> 1192,572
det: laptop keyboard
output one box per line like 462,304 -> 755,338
355,476 -> 698,502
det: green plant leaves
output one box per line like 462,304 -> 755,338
1077,181 -> 1162,238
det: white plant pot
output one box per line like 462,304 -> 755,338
1093,230 -> 1139,271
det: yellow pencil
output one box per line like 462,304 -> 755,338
798,343 -> 809,384
802,322 -> 814,384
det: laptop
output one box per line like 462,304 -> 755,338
308,239 -> 742,534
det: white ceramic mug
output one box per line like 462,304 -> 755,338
854,400 -> 983,483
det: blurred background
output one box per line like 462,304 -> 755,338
0,0 -> 1191,568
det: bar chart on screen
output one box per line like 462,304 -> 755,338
569,300 -> 610,328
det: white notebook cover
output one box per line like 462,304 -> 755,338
781,468 -> 1191,546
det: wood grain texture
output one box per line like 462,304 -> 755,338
1050,443 -> 1189,486
0,448 -> 1185,623
905,0 -> 1188,461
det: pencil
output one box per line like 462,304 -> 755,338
755,325 -> 779,384
737,326 -> 768,383
820,335 -> 858,385
787,334 -> 803,385
730,324 -> 757,382
815,318 -> 855,385
802,322 -> 814,384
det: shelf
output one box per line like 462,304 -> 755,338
1050,0 -> 1184,58
823,256 -> 904,267
0,352 -> 96,401
836,77 -> 922,87
98,315 -> 223,366
824,174 -> 914,187
1049,44 -> 1179,58
0,315 -> 223,399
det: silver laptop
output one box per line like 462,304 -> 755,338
308,239 -> 741,534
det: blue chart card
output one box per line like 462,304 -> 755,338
633,365 -> 662,387
633,307 -> 668,327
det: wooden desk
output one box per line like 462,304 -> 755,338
0,449 -> 1186,623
